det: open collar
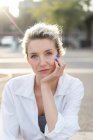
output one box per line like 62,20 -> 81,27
15,74 -> 35,100
14,73 -> 68,99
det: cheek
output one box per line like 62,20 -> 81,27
48,55 -> 55,64
28,60 -> 38,71
47,58 -> 55,68
32,62 -> 38,69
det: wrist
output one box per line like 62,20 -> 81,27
41,82 -> 50,91
41,82 -> 49,87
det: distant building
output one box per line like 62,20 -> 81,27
19,0 -> 40,9
85,15 -> 93,48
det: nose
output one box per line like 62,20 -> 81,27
39,56 -> 47,66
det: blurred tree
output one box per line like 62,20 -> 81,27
0,7 -> 11,33
29,0 -> 92,31
0,0 -> 92,34
16,0 -> 37,33
0,7 -> 22,35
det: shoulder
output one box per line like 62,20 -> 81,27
4,74 -> 35,90
58,73 -> 84,96
62,73 -> 83,87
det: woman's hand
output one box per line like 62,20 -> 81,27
41,57 -> 66,84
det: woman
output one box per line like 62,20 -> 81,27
1,23 -> 84,140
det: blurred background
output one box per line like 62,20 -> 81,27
0,0 -> 93,139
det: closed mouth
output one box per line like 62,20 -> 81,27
39,69 -> 49,72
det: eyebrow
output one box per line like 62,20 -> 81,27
29,49 -> 53,55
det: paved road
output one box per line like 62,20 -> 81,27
0,47 -> 93,139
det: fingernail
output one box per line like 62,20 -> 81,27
55,58 -> 58,62
56,54 -> 59,58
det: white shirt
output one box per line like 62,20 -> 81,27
0,73 -> 84,140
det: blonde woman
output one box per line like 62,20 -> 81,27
1,23 -> 84,140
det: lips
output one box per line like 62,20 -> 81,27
39,69 -> 49,72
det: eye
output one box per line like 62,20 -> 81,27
46,52 -> 53,56
31,55 -> 38,59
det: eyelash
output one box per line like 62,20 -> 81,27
46,52 -> 52,55
30,52 -> 52,58
31,55 -> 37,58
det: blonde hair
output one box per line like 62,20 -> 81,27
22,22 -> 65,56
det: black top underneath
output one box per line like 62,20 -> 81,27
38,115 -> 46,133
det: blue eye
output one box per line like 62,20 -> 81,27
46,52 -> 52,55
31,55 -> 37,58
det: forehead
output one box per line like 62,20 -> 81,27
27,39 -> 56,53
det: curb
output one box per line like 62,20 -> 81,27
71,132 -> 93,140
0,74 -> 12,82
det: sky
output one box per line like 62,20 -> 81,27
0,0 -> 41,17
0,0 -> 24,17
0,0 -> 93,17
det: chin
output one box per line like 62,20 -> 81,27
40,74 -> 48,78
39,72 -> 50,79
37,69 -> 53,79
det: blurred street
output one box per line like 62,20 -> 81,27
0,46 -> 93,140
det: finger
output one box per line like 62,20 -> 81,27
55,58 -> 66,70
60,63 -> 66,71
54,60 -> 60,69
57,66 -> 65,77
52,61 -> 65,78
55,57 -> 66,67
55,58 -> 60,66
57,63 -> 66,76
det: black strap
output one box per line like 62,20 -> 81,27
38,115 -> 46,133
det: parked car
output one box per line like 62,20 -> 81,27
1,36 -> 14,46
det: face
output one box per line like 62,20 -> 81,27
27,39 -> 58,80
